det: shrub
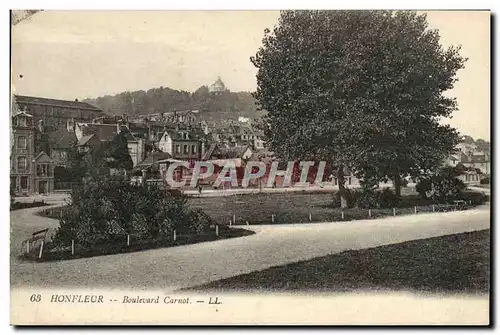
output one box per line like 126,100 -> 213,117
53,175 -> 212,249
415,178 -> 432,197
184,208 -> 214,234
378,187 -> 400,208
354,187 -> 400,209
480,176 -> 490,185
462,191 -> 488,205
356,188 -> 379,209
416,172 -> 466,204
332,188 -> 356,208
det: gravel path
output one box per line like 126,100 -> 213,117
10,202 -> 490,291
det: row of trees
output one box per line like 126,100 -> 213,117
251,10 -> 467,207
83,87 -> 263,121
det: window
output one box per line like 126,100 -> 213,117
175,145 -> 181,154
183,145 -> 188,154
18,116 -> 27,127
17,157 -> 27,172
17,136 -> 27,149
184,133 -> 189,140
348,177 -> 352,185
20,176 -> 28,190
191,145 -> 197,154
36,164 -> 49,177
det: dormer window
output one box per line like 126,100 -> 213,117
18,116 -> 27,127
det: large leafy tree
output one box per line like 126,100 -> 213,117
251,10 -> 465,205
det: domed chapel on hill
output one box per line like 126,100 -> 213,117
208,76 -> 226,93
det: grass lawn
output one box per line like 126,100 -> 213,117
11,201 -> 50,211
185,229 -> 490,294
187,190 -> 476,226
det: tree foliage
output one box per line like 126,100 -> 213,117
84,87 -> 263,121
251,10 -> 466,202
107,132 -> 133,171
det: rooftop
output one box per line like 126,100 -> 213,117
46,128 -> 78,149
15,95 -> 102,112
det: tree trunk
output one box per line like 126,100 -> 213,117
338,165 -> 348,208
393,175 -> 402,197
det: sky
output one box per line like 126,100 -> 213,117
11,10 -> 490,140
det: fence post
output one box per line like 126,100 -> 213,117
414,206 -> 417,214
393,208 -> 396,216
173,230 -> 177,241
368,209 -> 372,217
432,205 -> 435,212
341,211 -> 345,220
38,240 -> 44,259
233,214 -> 236,224
71,240 -> 75,256
229,219 -> 232,227
246,221 -> 249,226
271,214 -> 275,223
215,225 -> 219,237
309,212 -> 312,221
127,234 -> 130,246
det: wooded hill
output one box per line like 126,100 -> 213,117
83,86 -> 265,121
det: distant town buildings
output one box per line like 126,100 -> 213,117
16,82 -> 489,195
447,137 -> 491,175
10,88 -> 269,195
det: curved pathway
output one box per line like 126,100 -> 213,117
10,199 -> 490,290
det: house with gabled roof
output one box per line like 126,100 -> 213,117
32,152 -> 54,194
46,120 -> 78,167
74,122 -> 145,167
460,152 -> 490,175
158,125 -> 204,161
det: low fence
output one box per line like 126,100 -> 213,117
20,228 -> 49,259
38,206 -> 68,219
19,223 -> 238,261
223,202 -> 475,226
25,199 -> 479,260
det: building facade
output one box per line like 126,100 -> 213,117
158,127 -> 204,160
15,95 -> 104,133
10,112 -> 54,195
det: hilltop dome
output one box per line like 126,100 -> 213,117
209,76 -> 226,93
